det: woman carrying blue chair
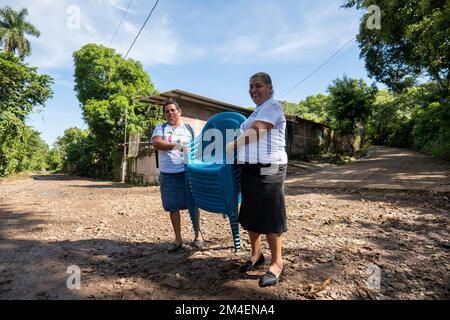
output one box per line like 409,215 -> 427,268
226,72 -> 288,287
151,98 -> 205,253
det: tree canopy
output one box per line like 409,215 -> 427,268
343,0 -> 450,95
0,52 -> 53,176
326,76 -> 377,134
0,6 -> 40,58
72,44 -> 161,178
73,43 -> 156,105
280,94 -> 330,124
366,84 -> 450,159
15,126 -> 50,172
53,127 -> 96,175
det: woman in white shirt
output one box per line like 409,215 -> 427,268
227,72 -> 287,287
151,98 -> 204,253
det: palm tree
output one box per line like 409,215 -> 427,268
0,6 -> 40,58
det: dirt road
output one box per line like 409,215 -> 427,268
286,146 -> 450,191
0,147 -> 449,300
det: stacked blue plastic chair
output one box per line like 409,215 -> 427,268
185,112 -> 246,252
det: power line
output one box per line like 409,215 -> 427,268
109,0 -> 134,46
280,37 -> 355,99
124,0 -> 160,59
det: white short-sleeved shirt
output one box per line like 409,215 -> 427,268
151,122 -> 194,173
238,98 -> 288,164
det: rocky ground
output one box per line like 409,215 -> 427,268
0,172 -> 448,300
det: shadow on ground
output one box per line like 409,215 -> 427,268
1,171 -> 448,300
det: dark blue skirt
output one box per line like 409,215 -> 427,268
238,163 -> 287,234
159,172 -> 189,212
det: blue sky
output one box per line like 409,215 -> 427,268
1,0 -> 377,146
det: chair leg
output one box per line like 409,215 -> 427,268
185,174 -> 199,239
188,206 -> 199,239
229,211 -> 240,252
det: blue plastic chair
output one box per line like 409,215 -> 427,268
185,112 -> 246,251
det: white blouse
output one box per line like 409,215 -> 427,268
238,98 -> 287,164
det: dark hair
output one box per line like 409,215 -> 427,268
250,72 -> 272,85
163,98 -> 181,113
250,72 -> 274,95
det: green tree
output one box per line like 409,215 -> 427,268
297,94 -> 330,123
367,89 -> 417,147
280,94 -> 330,123
54,127 -> 96,175
364,83 -> 450,159
73,44 -> 161,178
327,76 -> 377,135
343,0 -> 450,95
0,6 -> 40,58
279,101 -> 299,116
15,126 -> 49,172
0,52 -> 53,176
54,127 -> 88,155
366,90 -> 396,145
46,148 -> 63,172
73,43 -> 156,105
410,86 -> 450,159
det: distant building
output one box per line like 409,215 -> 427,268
126,89 -> 329,184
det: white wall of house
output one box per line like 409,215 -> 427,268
127,152 -> 159,184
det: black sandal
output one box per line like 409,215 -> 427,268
239,253 -> 265,273
259,265 -> 285,287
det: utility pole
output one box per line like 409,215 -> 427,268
121,105 -> 128,183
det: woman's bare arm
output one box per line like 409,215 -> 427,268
152,136 -> 183,151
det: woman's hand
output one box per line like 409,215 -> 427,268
181,142 -> 190,153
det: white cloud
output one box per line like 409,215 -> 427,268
16,0 -> 107,69
1,0 -> 361,69
0,0 -> 203,70
217,35 -> 260,62
114,15 -> 205,65
122,20 -> 138,35
106,0 -> 130,12
217,0 -> 360,63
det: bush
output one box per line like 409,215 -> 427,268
430,127 -> 450,160
46,149 -> 63,172
367,84 -> 450,160
412,100 -> 450,159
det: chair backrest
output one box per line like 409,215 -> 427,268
195,112 -> 246,163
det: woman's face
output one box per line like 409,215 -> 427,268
164,104 -> 181,125
249,76 -> 273,106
